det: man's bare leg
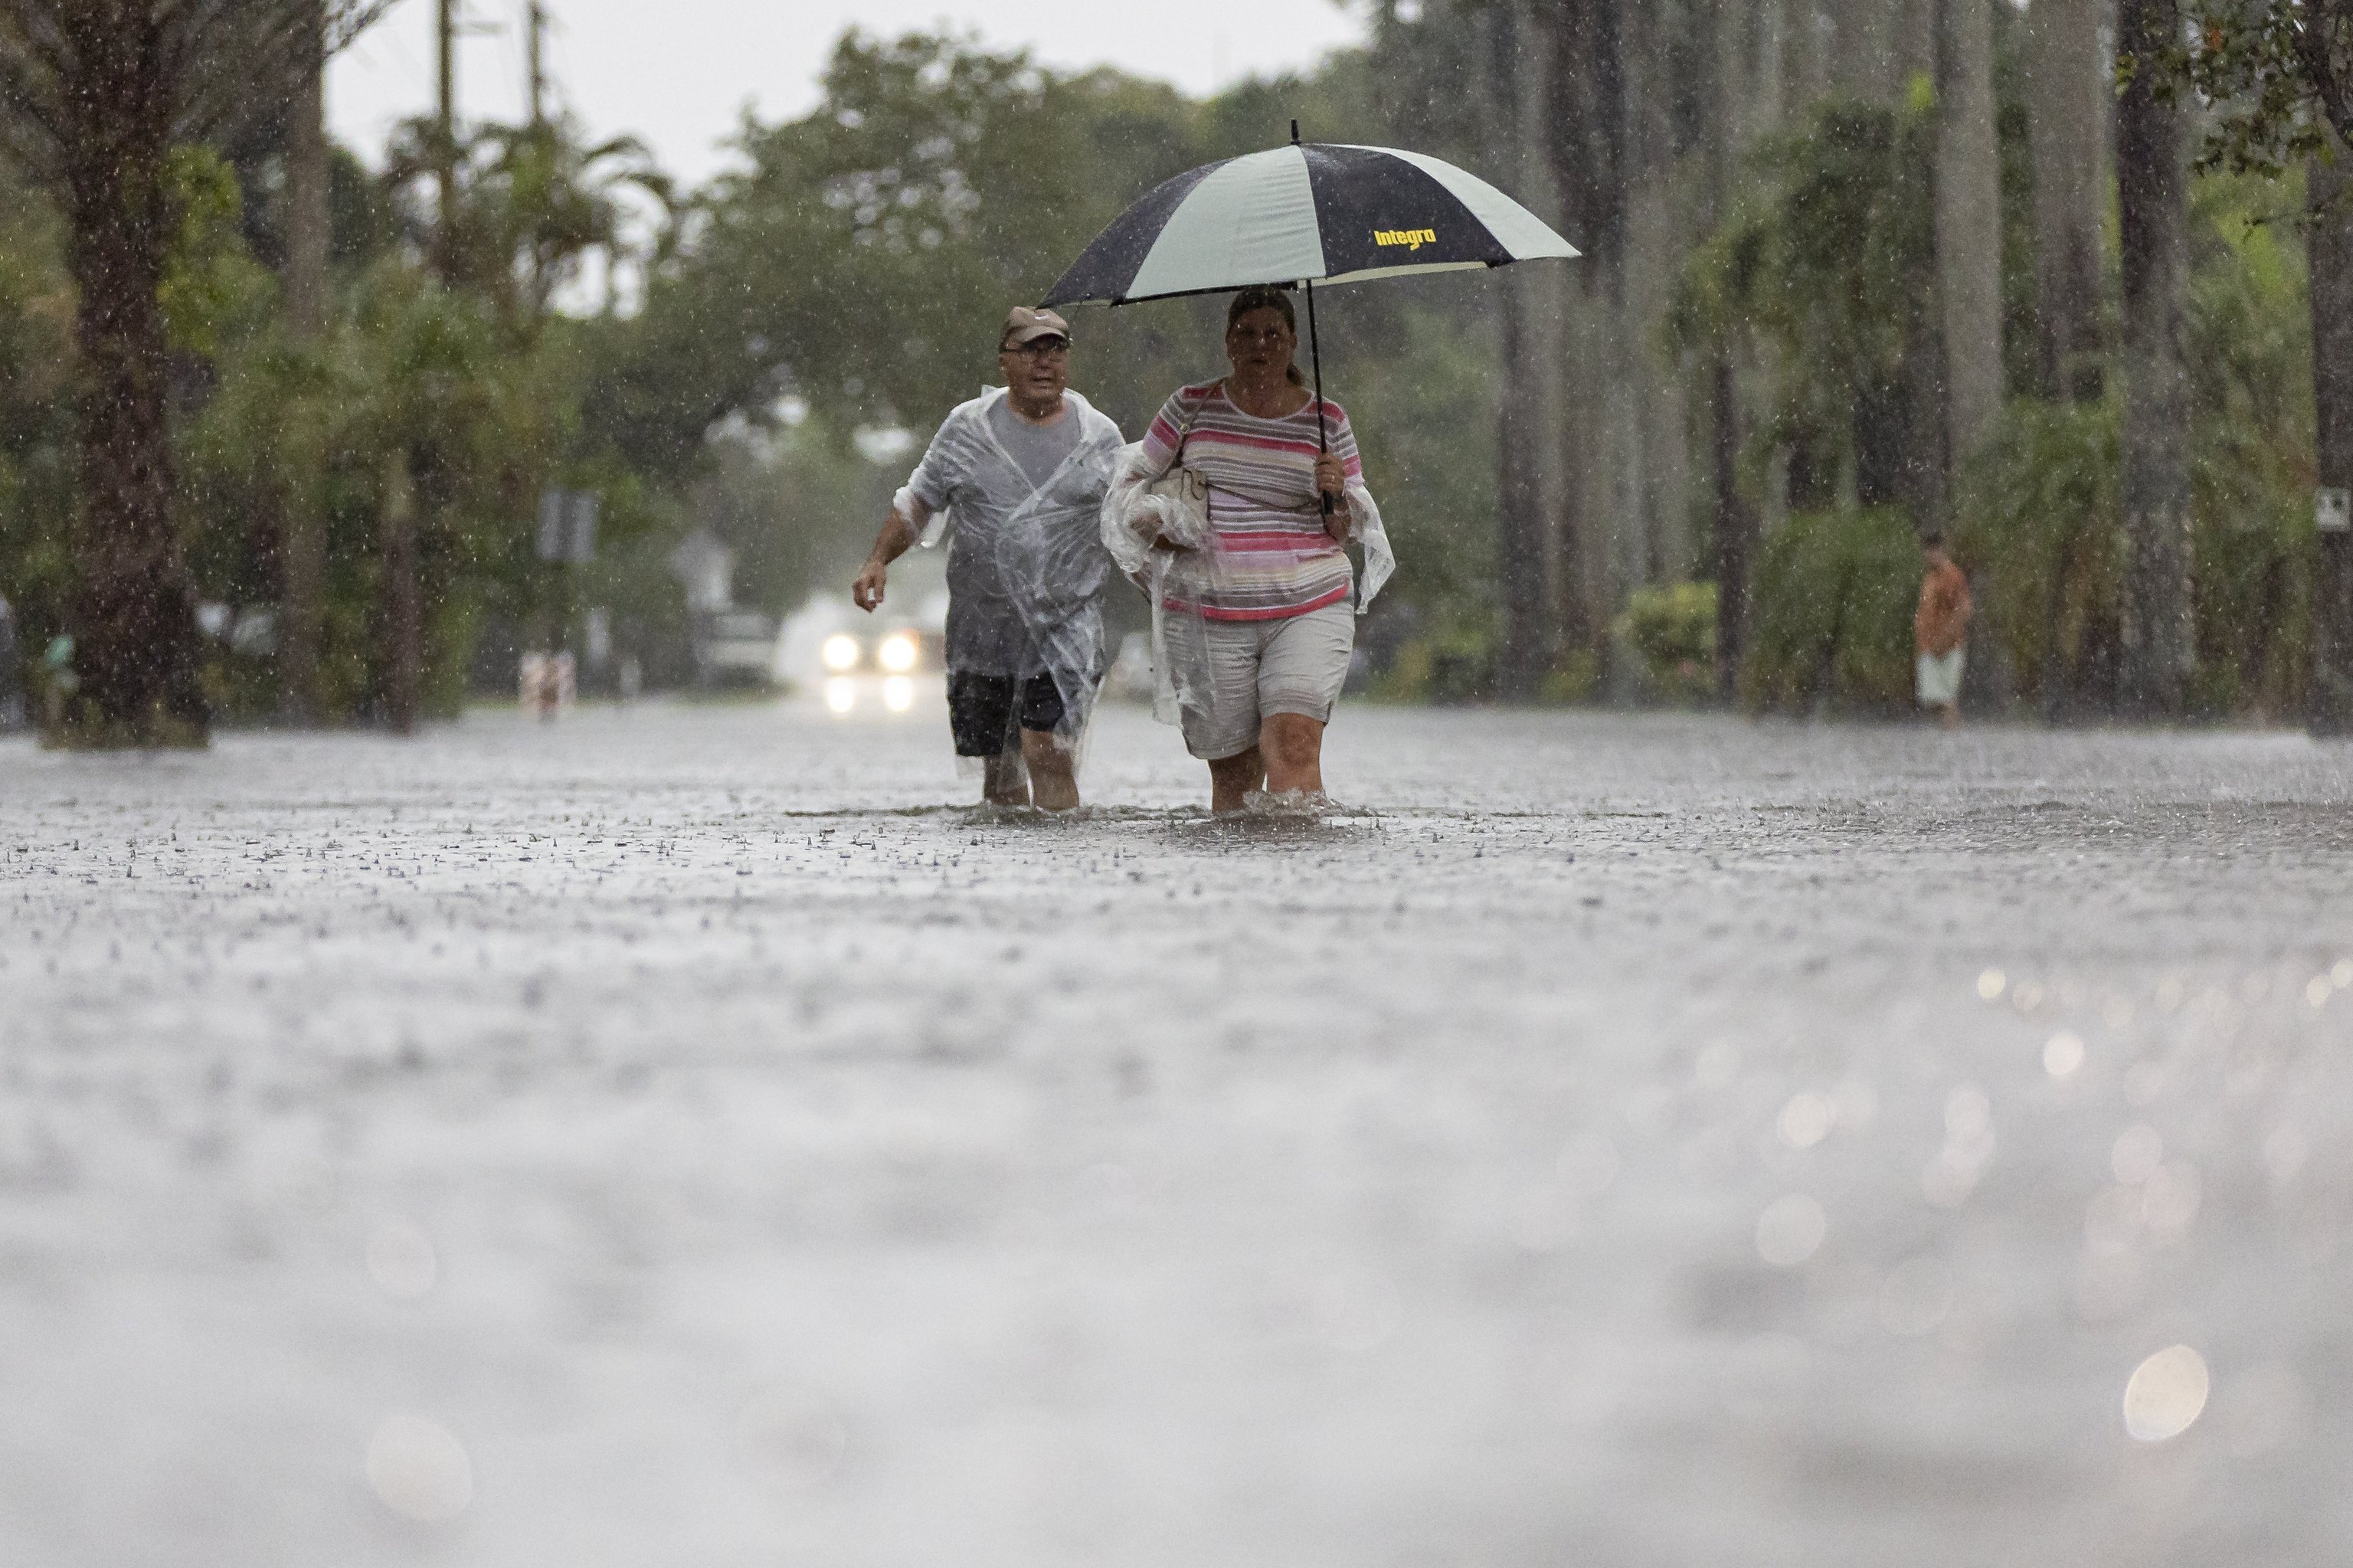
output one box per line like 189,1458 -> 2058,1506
1939,702 -> 1961,731
1260,712 -> 1327,797
1208,747 -> 1265,813
983,748 -> 1029,807
1020,728 -> 1080,812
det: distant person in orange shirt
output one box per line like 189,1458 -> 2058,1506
1915,535 -> 1972,729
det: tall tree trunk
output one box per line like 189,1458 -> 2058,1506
1493,1 -> 1559,702
2309,140 -> 2353,735
381,452 -> 421,733
2115,0 -> 2195,716
1936,0 -> 2004,472
280,0 -> 330,725
1708,352 -> 1755,698
58,5 -> 205,746
2024,0 -> 2112,401
1540,0 -> 1625,656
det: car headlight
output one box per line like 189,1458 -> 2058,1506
878,632 -> 918,673
821,633 -> 860,672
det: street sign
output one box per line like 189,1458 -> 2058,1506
2320,487 -> 2351,535
536,488 -> 601,562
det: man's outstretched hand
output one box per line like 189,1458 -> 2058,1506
853,561 -> 887,612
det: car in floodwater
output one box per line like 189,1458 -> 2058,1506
774,574 -> 949,716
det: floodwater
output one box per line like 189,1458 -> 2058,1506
3,697 -> 2350,1566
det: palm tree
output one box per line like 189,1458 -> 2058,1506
2116,0 -> 2195,716
0,0 -> 391,745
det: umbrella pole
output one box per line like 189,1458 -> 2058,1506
1304,277 -> 1333,516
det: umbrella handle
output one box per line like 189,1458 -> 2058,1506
1306,277 -> 1334,517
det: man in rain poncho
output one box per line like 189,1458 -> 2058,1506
852,307 -> 1124,810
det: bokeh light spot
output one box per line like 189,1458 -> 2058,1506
2122,1345 -> 2210,1442
2044,1032 -> 2086,1078
2111,1124 -> 2164,1185
365,1414 -> 472,1521
1756,1193 -> 1825,1267
1777,1092 -> 1835,1149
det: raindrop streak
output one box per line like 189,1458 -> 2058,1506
1756,1194 -> 1826,1267
365,1415 -> 473,1521
2122,1345 -> 2210,1442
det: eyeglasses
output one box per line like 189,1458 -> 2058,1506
1003,338 -> 1070,358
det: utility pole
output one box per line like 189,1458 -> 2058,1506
526,0 -> 548,129
280,0 -> 331,725
434,0 -> 459,283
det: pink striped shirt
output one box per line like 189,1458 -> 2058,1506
1141,381 -> 1360,621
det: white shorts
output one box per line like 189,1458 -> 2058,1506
1180,601 -> 1356,761
1917,649 -> 1965,706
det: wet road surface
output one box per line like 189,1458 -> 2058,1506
3,699 -> 2351,1566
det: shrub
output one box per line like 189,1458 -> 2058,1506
1612,581 -> 1716,704
1954,396 -> 2314,720
1741,507 -> 1920,714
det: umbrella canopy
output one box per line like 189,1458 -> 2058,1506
1041,139 -> 1577,307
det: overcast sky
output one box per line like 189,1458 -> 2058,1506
328,0 -> 1369,189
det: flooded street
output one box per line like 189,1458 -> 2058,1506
4,700 -> 2351,1566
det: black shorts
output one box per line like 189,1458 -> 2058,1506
947,671 -> 1065,756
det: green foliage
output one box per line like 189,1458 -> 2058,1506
1741,508 -> 1922,714
1613,581 -> 1717,705
0,172 -> 75,690
1952,401 -> 2122,707
1951,171 -> 2318,719
1671,97 -> 1939,504
159,145 -> 277,356
2164,2 -> 2353,175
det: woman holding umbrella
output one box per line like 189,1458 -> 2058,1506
1065,128 -> 1576,808
1131,286 -> 1375,811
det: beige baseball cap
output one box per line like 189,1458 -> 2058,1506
1000,305 -> 1071,348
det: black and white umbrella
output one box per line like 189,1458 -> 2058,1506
1042,130 -> 1576,306
1041,126 -> 1576,499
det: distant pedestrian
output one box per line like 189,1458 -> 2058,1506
853,306 -> 1124,811
1915,535 -> 1972,729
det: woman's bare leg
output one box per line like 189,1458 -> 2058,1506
1020,728 -> 1081,811
1207,747 -> 1265,813
1259,712 -> 1326,797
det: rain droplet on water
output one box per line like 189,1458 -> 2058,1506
366,1220 -> 437,1299
736,1390 -> 850,1488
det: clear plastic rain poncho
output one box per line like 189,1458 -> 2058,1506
1100,416 -> 1394,729
897,387 -> 1127,762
